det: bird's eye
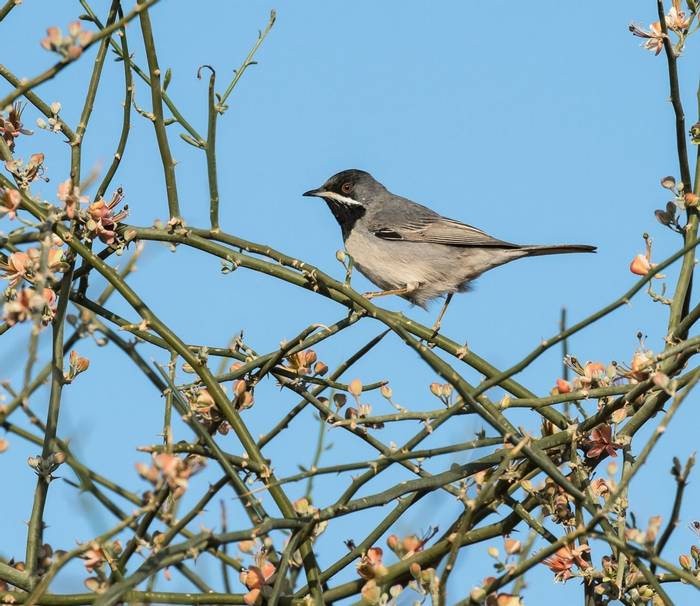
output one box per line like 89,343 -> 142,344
341,181 -> 353,195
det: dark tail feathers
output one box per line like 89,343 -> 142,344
521,244 -> 597,257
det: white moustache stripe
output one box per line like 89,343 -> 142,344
320,191 -> 364,207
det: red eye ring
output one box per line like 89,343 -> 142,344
341,181 -> 353,194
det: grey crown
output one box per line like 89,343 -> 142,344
304,169 -> 596,308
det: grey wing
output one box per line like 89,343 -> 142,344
368,201 -> 518,249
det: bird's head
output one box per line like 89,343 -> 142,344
303,169 -> 385,210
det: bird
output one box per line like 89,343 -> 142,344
303,169 -> 596,331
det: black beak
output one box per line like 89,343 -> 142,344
303,187 -> 323,198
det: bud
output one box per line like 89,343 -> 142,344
504,538 -> 521,555
487,546 -> 500,559
429,382 -> 442,397
380,385 -> 392,400
335,250 -> 346,263
629,254 -> 651,276
50,102 -> 62,115
660,176 -> 676,190
409,562 -> 422,579
470,588 -> 487,603
685,192 -> 700,208
386,534 -> 399,552
555,378 -> 571,394
348,378 -> 362,397
313,361 -> 328,376
691,544 -> 700,565
679,554 -> 692,570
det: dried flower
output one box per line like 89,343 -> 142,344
0,103 -> 32,151
585,424 -> 622,459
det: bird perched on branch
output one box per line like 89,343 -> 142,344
304,169 -> 596,331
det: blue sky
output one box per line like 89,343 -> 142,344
2,1 -> 700,603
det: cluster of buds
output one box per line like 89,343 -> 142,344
678,544 -> 700,576
135,453 -> 205,499
340,401 -> 382,431
406,562 -> 439,604
27,451 -> 66,479
239,551 -> 277,606
41,21 -> 92,59
3,286 -> 57,326
36,102 -> 63,133
292,497 -> 328,538
5,153 -> 46,188
537,477 -> 576,528
429,381 -> 453,406
541,543 -> 591,582
0,102 -> 32,151
64,350 -> 90,383
80,540 -> 122,573
187,388 -> 231,434
284,348 -> 327,377
232,378 -> 255,411
655,175 -> 698,233
470,578 -> 523,606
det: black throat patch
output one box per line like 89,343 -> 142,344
323,198 -> 366,240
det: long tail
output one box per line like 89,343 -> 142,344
520,244 -> 597,257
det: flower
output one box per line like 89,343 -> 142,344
5,154 -> 46,188
356,547 -> 388,580
585,424 -> 622,459
57,180 -> 88,220
85,188 -> 128,244
629,22 -> 665,55
41,22 -> 92,59
590,477 -> 611,498
0,187 -> 21,219
3,287 -> 57,326
135,453 -> 205,498
0,252 -> 32,287
542,544 -> 591,582
240,554 -> 276,606
666,0 -> 690,32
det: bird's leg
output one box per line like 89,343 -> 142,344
430,292 -> 454,336
363,282 -> 419,300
